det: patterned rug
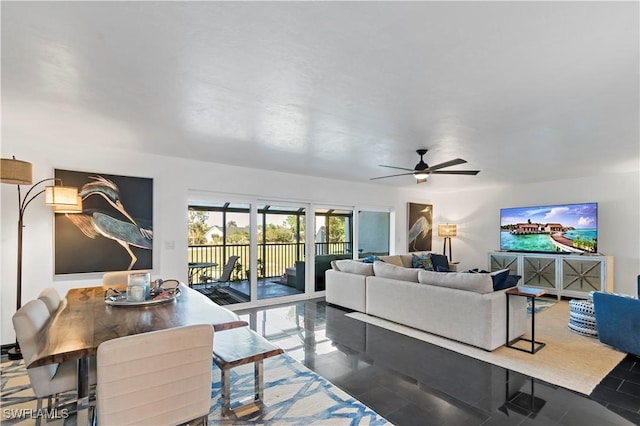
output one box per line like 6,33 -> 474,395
527,297 -> 556,316
1,353 -> 388,425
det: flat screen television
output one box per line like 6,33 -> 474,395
500,202 -> 598,254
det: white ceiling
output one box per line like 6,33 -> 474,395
2,1 -> 638,190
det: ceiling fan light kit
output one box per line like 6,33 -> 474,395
371,149 -> 480,184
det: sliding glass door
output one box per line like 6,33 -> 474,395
313,208 -> 353,292
188,196 -> 389,306
188,202 -> 252,305
256,204 -> 306,300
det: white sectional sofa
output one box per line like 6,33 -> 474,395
325,253 -> 527,351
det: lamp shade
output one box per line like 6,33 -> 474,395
53,196 -> 83,214
1,158 -> 33,185
45,185 -> 78,206
438,223 -> 457,237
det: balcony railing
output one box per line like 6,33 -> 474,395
188,242 -> 352,283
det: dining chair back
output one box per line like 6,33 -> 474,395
12,299 -> 78,424
38,287 -> 62,315
96,324 -> 214,425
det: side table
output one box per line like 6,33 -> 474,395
506,287 -> 548,354
213,326 -> 284,417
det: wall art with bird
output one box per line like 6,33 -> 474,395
54,170 -> 153,274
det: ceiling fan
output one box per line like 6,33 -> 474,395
371,149 -> 480,184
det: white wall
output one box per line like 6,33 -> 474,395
424,171 -> 640,296
1,139 -> 411,344
2,137 -> 638,344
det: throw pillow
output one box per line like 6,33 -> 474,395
361,255 -> 381,264
377,255 -> 404,267
429,253 -> 449,272
490,268 -> 510,291
373,261 -> 420,282
500,274 -> 521,290
411,253 -> 435,271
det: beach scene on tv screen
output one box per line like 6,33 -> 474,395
500,203 -> 597,253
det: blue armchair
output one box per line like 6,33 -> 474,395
592,276 -> 640,357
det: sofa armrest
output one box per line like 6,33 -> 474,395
326,270 -> 367,312
593,292 -> 640,356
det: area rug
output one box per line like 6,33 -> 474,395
0,353 -> 388,425
346,300 -> 626,395
527,297 -> 556,315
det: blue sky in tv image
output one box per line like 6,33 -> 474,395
499,203 -> 597,253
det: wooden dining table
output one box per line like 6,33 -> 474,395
27,282 -> 247,425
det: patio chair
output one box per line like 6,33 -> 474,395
208,256 -> 240,291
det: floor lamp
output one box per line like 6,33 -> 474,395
1,156 -> 82,359
438,223 -> 457,261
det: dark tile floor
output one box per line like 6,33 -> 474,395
193,279 -> 302,304
236,298 -> 640,426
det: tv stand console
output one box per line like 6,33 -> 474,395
488,252 -> 613,299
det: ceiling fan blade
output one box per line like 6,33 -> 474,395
430,170 -> 480,175
425,158 -> 467,172
378,165 -> 415,172
370,172 -> 415,180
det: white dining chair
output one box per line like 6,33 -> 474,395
12,299 -> 86,425
37,287 -> 62,315
96,324 -> 214,425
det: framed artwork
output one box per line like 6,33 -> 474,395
407,203 -> 432,252
54,169 -> 153,274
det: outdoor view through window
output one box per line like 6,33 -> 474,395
188,203 -> 389,305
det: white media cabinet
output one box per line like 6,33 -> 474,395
488,252 -> 613,299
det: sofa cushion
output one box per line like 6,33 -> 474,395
399,254 -> 414,268
418,270 -> 493,294
411,253 -> 435,271
373,261 -> 419,282
377,255 -> 404,267
334,260 -> 375,276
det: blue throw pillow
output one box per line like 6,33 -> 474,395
411,253 -> 434,271
436,265 -> 452,272
362,255 -> 380,264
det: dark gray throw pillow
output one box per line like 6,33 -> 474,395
490,269 -> 510,290
499,274 -> 521,290
429,253 -> 450,272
